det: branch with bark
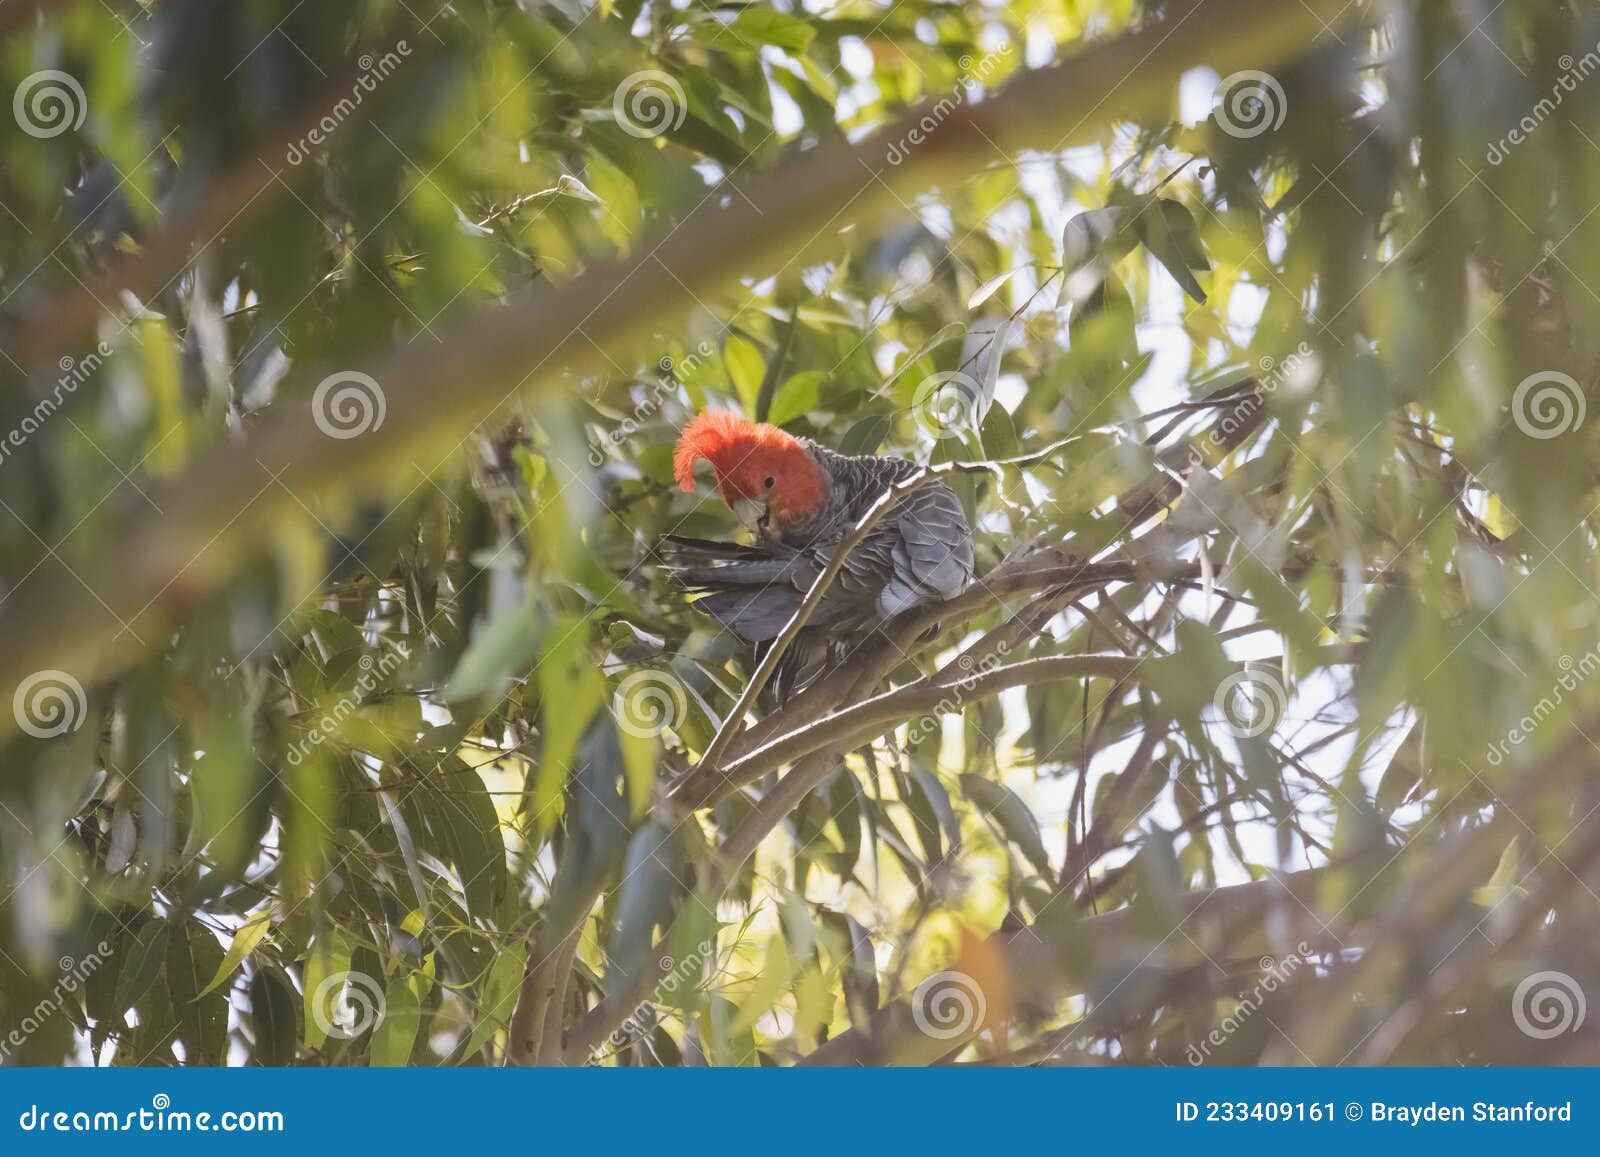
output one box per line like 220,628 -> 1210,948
801,708 -> 1600,1067
0,0 -> 1354,734
523,363 -> 1367,1062
672,373 -> 1277,808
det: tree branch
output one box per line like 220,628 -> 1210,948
677,654 -> 1136,810
803,705 -> 1600,1067
0,0 -> 1353,734
685,646 -> 1359,809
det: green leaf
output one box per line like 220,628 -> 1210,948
189,689 -> 260,873
534,616 -> 606,835
114,921 -> 170,1011
1061,205 -> 1128,272
727,935 -> 791,1035
766,370 -> 823,427
967,267 -> 1020,310
248,967 -> 299,1066
1068,272 -> 1140,373
370,956 -> 434,1066
961,774 -> 1053,879
430,759 -> 507,917
700,10 -> 816,54
465,938 -> 528,1058
616,721 -> 660,824
838,413 -> 892,456
1474,836 -> 1529,907
444,601 -> 541,702
167,922 -> 229,1065
609,820 -> 689,990
1134,197 -> 1208,303
302,931 -> 353,1053
197,908 -> 275,998
380,791 -> 434,928
723,335 -> 766,412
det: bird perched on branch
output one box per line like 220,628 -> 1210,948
661,409 -> 974,701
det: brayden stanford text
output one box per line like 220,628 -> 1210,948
1370,1102 -> 1573,1125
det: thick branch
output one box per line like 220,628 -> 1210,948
0,0 -> 1352,732
675,654 -> 1137,810
503,861 -> 608,1066
681,640 -> 1360,810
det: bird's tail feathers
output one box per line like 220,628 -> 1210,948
761,634 -> 837,704
655,535 -> 810,642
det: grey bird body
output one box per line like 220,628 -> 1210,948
662,441 -> 974,700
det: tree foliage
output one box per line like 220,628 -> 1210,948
3,0 -> 1600,1067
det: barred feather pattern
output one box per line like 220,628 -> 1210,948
660,440 -> 974,701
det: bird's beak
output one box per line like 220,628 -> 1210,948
730,497 -> 766,531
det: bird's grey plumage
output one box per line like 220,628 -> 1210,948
659,440 -> 974,701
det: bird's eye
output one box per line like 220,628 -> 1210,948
763,476 -> 776,489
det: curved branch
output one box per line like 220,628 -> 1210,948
0,0 -> 1352,734
707,557 -> 1191,777
675,654 -> 1138,810
679,644 -> 1361,810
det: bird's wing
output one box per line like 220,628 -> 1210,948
810,478 -> 974,616
656,472 -> 973,643
658,536 -> 866,641
804,448 -> 975,611
886,480 -> 975,606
